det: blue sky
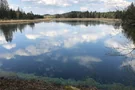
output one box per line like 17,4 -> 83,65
8,0 -> 134,15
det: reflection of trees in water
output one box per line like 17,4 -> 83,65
0,23 -> 35,42
117,25 -> 135,57
120,25 -> 135,82
104,24 -> 135,85
28,23 -> 35,29
113,22 -> 121,29
122,63 -> 135,85
108,25 -> 135,57
122,25 -> 135,44
56,20 -> 121,28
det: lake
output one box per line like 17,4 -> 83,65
0,21 -> 135,87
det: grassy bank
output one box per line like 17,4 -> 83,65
52,18 -> 121,22
0,19 -> 51,25
0,18 -> 121,24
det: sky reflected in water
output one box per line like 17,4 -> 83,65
0,21 -> 135,85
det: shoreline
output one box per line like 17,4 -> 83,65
0,18 -> 121,24
0,77 -> 97,90
0,69 -> 135,90
0,19 -> 51,25
53,18 -> 120,22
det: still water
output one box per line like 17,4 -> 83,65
0,21 -> 135,86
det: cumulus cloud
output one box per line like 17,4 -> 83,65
22,0 -> 71,7
0,23 -> 122,60
0,38 -> 62,60
73,56 -> 102,67
15,49 -> 29,56
9,4 -> 19,10
3,44 -> 16,50
0,21 -> 125,62
103,0 -> 130,10
121,60 -> 135,71
80,7 -> 88,11
0,36 -> 7,45
16,0 -> 131,14
0,53 -> 14,60
0,35 -> 16,50
63,33 -> 104,48
25,34 -> 41,40
105,38 -> 135,56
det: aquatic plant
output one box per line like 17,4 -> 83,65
65,86 -> 80,90
0,70 -> 135,90
0,70 -> 18,78
16,73 -> 135,90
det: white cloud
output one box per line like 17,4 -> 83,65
0,35 -> 16,50
40,31 -> 57,37
0,53 -> 14,60
22,0 -> 71,7
103,0 -> 130,10
63,33 -> 103,48
121,60 -> 135,71
105,38 -> 135,56
25,34 -> 41,40
0,24 -> 120,60
15,49 -> 29,56
0,38 -> 62,60
74,56 -> 101,67
3,44 -> 16,50
0,36 -> 7,45
19,0 -> 131,14
0,22 -> 125,60
0,36 -> 16,50
9,4 -> 19,10
80,7 -> 88,11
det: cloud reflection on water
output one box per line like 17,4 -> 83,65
105,38 -> 135,56
73,56 -> 101,68
120,60 -> 135,74
0,22 -> 122,61
2,44 -> 16,50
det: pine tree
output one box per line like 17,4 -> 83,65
122,2 -> 135,25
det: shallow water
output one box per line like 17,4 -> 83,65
0,21 -> 135,86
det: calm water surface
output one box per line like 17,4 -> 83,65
0,21 -> 135,86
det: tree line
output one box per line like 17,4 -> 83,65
0,0 -> 43,20
55,2 -> 135,26
1,0 -> 135,25
55,11 -> 123,19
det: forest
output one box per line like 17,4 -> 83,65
55,11 -> 123,19
0,0 -> 135,26
122,3 -> 135,25
55,3 -> 135,25
0,0 -> 43,19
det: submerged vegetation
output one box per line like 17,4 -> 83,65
0,70 -> 135,90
